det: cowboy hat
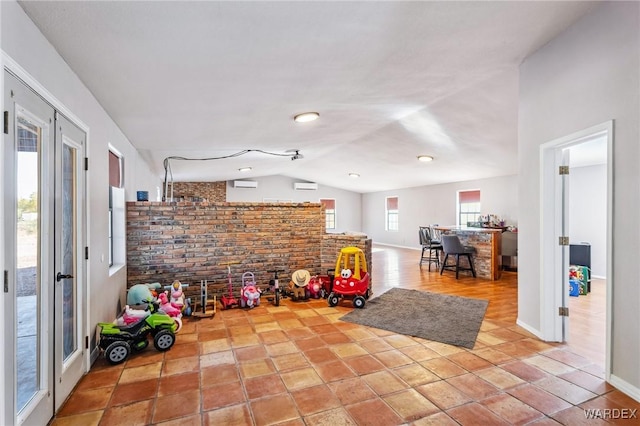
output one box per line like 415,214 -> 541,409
292,269 -> 311,287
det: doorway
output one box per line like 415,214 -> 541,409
539,121 -> 612,379
3,70 -> 88,425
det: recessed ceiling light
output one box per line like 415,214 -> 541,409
348,173 -> 360,178
293,112 -> 319,123
417,155 -> 434,162
238,167 -> 252,172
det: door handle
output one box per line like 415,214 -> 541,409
56,272 -> 74,282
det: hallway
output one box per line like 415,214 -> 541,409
50,245 -> 636,425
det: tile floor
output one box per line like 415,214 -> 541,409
50,248 -> 640,425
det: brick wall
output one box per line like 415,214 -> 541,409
126,202 -> 371,301
170,181 -> 226,202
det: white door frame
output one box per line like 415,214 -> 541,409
539,120 -> 613,380
2,52 -> 91,424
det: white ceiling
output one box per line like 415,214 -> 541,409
19,1 -> 598,193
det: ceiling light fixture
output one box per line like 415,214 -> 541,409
293,112 -> 319,123
417,155 -> 434,162
238,167 -> 252,172
348,173 -> 360,178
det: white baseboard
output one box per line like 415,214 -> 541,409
516,318 -> 544,340
609,374 -> 640,404
373,242 -> 419,251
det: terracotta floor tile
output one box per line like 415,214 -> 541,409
416,380 -> 473,410
272,352 -> 310,372
383,389 -> 440,421
373,349 -> 414,368
158,371 -> 200,397
507,383 -> 573,415
203,403 -> 252,426
273,311 -> 299,321
309,323 -> 341,335
383,334 -> 419,349
278,318 -> 305,330
254,322 -> 282,333
161,355 -> 200,376
258,329 -> 290,344
196,329 -> 227,341
119,361 -> 163,384
471,347 -> 515,365
152,389 -> 200,423
447,351 -> 494,371
75,368 -> 121,391
200,350 -> 235,368
534,376 -> 597,405
447,401 -> 512,426
331,342 -> 369,359
56,387 -> 113,416
200,338 -> 232,354
602,389 -> 640,408
423,341 -> 466,357
420,357 -> 468,379
345,397 -> 403,425
343,354 -> 386,375
525,417 -> 563,425
164,341 -> 200,360
328,377 -> 377,406
303,407 -> 356,426
475,331 -> 508,347
474,366 -> 525,390
265,341 -> 302,357
412,411 -> 460,426
250,394 -> 300,426
237,358 -> 275,379
304,347 -> 339,364
543,348 -> 592,368
501,360 -> 551,382
558,369 -> 612,395
202,380 -> 246,410
155,413 -> 202,426
342,328 -> 377,342
230,333 -> 261,348
291,384 -> 342,416
320,331 -> 352,345
234,344 -> 268,361
201,363 -> 240,385
124,350 -> 165,368
362,370 -> 408,396
285,327 -> 316,340
523,355 -> 576,376
494,341 -> 539,358
300,315 -> 331,326
109,378 -> 159,406
551,406 -> 610,425
399,344 -> 441,362
487,327 -> 528,342
49,410 -> 103,426
244,373 -> 287,399
100,399 -> 153,426
295,336 -> 327,351
280,367 -> 324,391
481,392 -> 545,425
313,359 -> 356,382
393,364 -> 440,387
581,363 -> 606,379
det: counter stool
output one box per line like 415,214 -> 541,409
419,226 -> 442,271
440,235 -> 476,279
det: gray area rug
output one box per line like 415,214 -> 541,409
340,288 -> 488,349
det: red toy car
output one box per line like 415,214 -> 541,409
327,246 -> 371,308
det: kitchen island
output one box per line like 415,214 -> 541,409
433,226 -> 502,280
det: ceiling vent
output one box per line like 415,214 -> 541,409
233,180 -> 258,188
294,182 -> 318,191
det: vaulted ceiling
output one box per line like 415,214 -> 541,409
19,1 -> 598,192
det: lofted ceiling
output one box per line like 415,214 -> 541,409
19,1 -> 598,193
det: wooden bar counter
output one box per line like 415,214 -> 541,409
433,226 -> 502,280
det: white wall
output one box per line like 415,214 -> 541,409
569,164 -> 606,277
362,174 -> 517,248
518,1 -> 639,395
226,175 -> 363,233
1,0 -> 160,368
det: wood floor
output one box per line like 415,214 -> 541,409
50,244 -> 631,426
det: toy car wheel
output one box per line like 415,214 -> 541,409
105,340 -> 130,365
365,289 -> 371,299
353,296 -> 366,309
328,293 -> 339,307
153,329 -> 176,351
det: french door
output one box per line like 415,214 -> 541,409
4,70 -> 87,425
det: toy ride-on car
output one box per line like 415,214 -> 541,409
327,246 -> 371,309
98,300 -> 177,365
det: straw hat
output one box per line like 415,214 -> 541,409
292,269 -> 311,287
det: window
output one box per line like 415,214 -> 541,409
385,196 -> 399,231
320,199 -> 336,230
109,149 -> 124,268
458,190 -> 481,226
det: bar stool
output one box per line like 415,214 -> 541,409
439,235 -> 476,279
419,226 -> 442,271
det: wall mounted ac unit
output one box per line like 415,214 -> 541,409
233,180 -> 258,188
294,182 -> 318,190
